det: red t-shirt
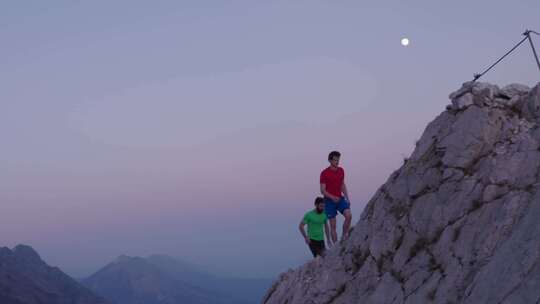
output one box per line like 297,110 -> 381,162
320,167 -> 344,198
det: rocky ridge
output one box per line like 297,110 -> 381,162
263,81 -> 540,304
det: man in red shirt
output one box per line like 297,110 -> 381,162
320,151 -> 352,243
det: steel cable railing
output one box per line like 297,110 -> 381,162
472,29 -> 540,82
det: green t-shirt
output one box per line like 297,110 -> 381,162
303,210 -> 327,241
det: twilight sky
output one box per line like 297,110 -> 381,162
1,1 -> 539,278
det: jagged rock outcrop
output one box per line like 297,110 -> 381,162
263,81 -> 540,304
0,244 -> 109,304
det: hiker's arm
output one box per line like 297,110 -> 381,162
299,221 -> 310,244
342,182 -> 350,201
320,183 -> 339,201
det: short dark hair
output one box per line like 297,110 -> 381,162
328,151 -> 341,161
314,197 -> 324,205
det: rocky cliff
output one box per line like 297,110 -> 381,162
263,81 -> 540,304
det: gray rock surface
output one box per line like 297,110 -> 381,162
263,81 -> 540,304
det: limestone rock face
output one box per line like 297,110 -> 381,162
263,82 -> 540,304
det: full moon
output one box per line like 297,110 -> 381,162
401,38 -> 410,46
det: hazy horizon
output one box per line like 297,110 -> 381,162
2,1 -> 539,279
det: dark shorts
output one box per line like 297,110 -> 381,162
308,239 -> 325,257
324,197 -> 350,219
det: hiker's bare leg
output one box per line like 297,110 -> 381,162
342,209 -> 352,240
329,218 -> 338,244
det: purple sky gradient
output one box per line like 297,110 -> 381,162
1,1 -> 539,278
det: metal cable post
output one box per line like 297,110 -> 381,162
524,30 -> 540,72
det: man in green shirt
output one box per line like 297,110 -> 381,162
299,197 -> 332,257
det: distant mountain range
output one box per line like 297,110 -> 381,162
0,244 -> 272,304
0,244 -> 109,304
145,254 -> 272,303
83,253 -> 272,304
0,245 -> 271,304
